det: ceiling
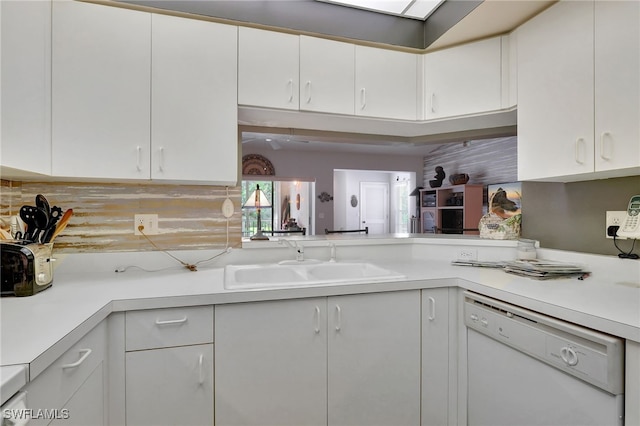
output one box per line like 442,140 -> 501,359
427,0 -> 555,51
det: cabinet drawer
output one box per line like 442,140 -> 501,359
24,321 -> 107,426
125,306 -> 213,351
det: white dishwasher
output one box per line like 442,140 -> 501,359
464,291 -> 624,426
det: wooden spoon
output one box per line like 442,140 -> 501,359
48,209 -> 73,243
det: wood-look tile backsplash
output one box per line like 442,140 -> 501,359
0,180 -> 242,253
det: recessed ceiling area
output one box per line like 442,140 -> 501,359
118,0 -> 554,50
317,0 -> 445,21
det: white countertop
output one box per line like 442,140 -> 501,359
1,236 -> 638,405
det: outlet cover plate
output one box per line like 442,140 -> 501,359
605,211 -> 627,239
457,248 -> 478,261
134,214 -> 159,235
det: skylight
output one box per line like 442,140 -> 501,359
317,0 -> 445,20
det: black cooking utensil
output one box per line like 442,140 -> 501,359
19,206 -> 48,243
41,206 -> 64,243
36,194 -> 51,226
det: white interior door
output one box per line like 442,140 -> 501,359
360,182 -> 389,234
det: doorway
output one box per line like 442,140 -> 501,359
360,182 -> 389,234
333,169 -> 415,234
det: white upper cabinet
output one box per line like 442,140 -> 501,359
424,37 -> 502,119
151,14 -> 238,184
51,0 -> 151,180
1,0 -> 51,175
517,0 -> 594,181
238,27 -> 299,110
517,0 -> 639,181
355,46 -> 418,120
594,0 -> 640,174
299,36 -> 355,115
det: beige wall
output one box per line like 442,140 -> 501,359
521,176 -> 640,256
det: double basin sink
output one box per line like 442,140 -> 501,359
224,260 -> 407,290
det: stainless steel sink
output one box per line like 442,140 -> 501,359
224,261 -> 406,290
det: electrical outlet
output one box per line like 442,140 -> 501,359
134,214 -> 159,235
457,248 -> 478,261
605,211 -> 627,239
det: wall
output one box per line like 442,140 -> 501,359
422,137 -> 517,188
241,146 -> 423,233
521,176 -> 640,257
0,180 -> 242,253
422,136 -> 640,257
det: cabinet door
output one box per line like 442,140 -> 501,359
422,288 -> 450,426
50,364 -> 105,426
517,1 -> 594,181
215,298 -> 327,426
238,27 -> 299,110
1,0 -> 51,175
594,1 -> 640,173
126,344 -> 214,426
300,36 -> 355,115
424,37 -> 502,119
151,14 -> 238,184
51,1 -> 151,179
355,46 -> 417,120
328,290 -> 421,425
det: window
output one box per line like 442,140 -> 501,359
242,179 -> 315,237
241,180 -> 274,238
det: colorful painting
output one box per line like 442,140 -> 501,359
488,182 -> 522,219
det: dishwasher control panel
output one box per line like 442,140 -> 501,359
464,291 -> 624,395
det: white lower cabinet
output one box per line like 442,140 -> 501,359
124,306 -> 214,426
327,292 -> 421,425
215,297 -> 327,425
421,288 -> 452,426
215,290 -> 421,426
125,344 -> 214,426
22,321 -> 108,426
49,364 -> 105,426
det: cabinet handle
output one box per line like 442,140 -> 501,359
305,81 -> 312,104
158,146 -> 165,172
136,146 -> 142,171
288,79 -> 294,102
155,316 -> 188,326
198,353 -> 205,385
430,93 -> 436,113
600,132 -> 611,160
428,296 -> 436,321
62,349 -> 92,369
314,306 -> 321,333
574,138 -> 585,164
360,88 -> 366,110
335,304 -> 342,331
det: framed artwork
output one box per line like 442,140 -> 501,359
487,182 -> 522,219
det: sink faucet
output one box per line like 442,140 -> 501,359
279,239 -> 304,262
328,243 -> 337,262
